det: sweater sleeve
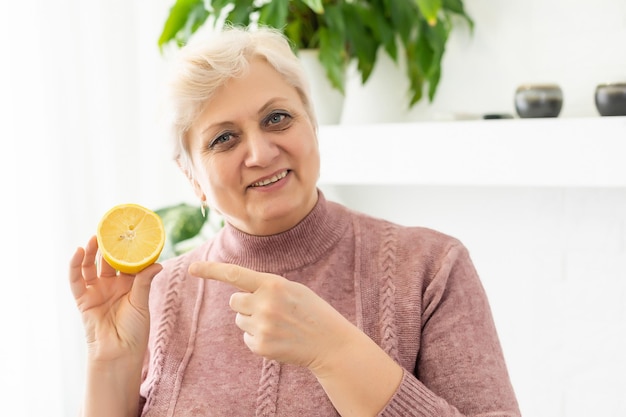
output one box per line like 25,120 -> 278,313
379,242 -> 521,417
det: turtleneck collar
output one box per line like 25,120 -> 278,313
211,190 -> 350,274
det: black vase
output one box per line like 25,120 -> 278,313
595,83 -> 626,117
514,84 -> 563,118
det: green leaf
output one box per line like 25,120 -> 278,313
225,0 -> 255,27
442,0 -> 465,14
158,0 -> 205,49
301,0 -> 324,14
187,5 -> 210,35
285,0 -> 320,47
427,63 -> 441,101
414,0 -> 442,26
425,20 -> 450,101
284,19 -> 304,48
429,18 -> 450,53
258,0 -> 289,30
405,49 -> 425,106
413,22 -> 435,76
359,2 -> 398,62
322,3 -> 346,33
318,26 -> 346,93
344,4 -> 378,84
389,0 -> 417,45
155,203 -> 207,245
210,0 -> 234,18
443,0 -> 474,29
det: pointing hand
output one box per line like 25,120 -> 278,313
189,261 -> 356,371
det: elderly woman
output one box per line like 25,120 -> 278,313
69,26 -> 520,417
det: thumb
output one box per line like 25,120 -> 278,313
129,262 -> 162,311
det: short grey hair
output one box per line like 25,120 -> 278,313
165,25 -> 317,171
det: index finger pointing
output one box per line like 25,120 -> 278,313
189,262 -> 265,292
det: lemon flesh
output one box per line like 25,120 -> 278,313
96,203 -> 165,274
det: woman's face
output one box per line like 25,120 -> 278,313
187,58 -> 320,236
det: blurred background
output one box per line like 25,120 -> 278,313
2,0 -> 625,416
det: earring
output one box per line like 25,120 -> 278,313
200,200 -> 207,218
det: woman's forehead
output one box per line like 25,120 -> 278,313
198,61 -> 302,122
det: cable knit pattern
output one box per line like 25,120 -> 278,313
379,224 -> 399,362
143,256 -> 187,408
138,191 -> 520,417
166,277 -> 205,417
255,359 -> 281,417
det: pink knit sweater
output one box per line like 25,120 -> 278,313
139,192 -> 520,416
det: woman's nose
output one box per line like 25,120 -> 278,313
244,131 -> 280,167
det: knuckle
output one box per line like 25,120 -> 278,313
225,265 -> 241,283
263,277 -> 288,294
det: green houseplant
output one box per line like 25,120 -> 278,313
155,202 -> 223,260
158,0 -> 473,107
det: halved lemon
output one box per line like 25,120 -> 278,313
96,203 -> 166,274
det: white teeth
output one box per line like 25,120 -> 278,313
252,170 -> 288,187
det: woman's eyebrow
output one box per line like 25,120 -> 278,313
201,120 -> 234,138
257,97 -> 290,116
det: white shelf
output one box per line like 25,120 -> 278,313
318,116 -> 626,188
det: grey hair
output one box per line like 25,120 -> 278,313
165,25 -> 317,172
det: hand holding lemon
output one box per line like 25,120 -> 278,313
68,204 -> 165,362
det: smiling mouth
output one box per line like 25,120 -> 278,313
250,170 -> 289,188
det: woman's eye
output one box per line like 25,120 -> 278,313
209,132 -> 233,148
265,112 -> 289,126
